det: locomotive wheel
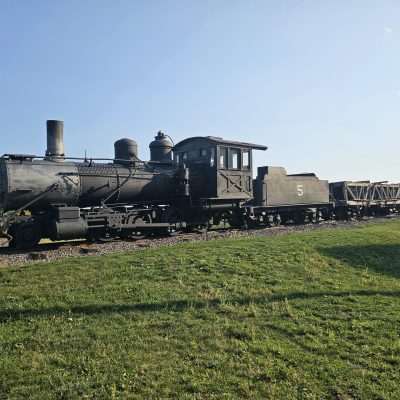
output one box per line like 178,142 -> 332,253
213,212 -> 230,228
133,214 -> 152,225
162,207 -> 183,224
132,214 -> 153,236
9,221 -> 41,250
294,213 -> 305,225
162,207 -> 188,234
274,214 -> 282,226
221,212 -> 230,228
228,212 -> 244,229
119,231 -> 132,240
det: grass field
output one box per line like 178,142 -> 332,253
1,221 -> 400,399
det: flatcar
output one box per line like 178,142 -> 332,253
330,180 -> 400,219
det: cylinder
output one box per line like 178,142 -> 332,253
45,120 -> 65,161
51,219 -> 88,240
149,131 -> 173,162
114,138 -> 138,164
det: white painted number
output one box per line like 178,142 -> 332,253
297,184 -> 304,197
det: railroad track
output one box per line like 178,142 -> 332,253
0,216 -> 398,267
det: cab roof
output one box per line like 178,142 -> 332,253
174,136 -> 267,151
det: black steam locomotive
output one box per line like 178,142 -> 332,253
0,120 -> 399,249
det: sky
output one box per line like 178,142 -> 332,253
0,0 -> 399,182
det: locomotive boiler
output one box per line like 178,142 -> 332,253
0,121 -> 178,211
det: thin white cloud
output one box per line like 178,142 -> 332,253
384,26 -> 393,34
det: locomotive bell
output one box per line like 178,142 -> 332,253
45,120 -> 65,161
149,131 -> 173,162
114,138 -> 138,163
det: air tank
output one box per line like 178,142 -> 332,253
114,138 -> 138,163
45,120 -> 65,161
149,131 -> 173,162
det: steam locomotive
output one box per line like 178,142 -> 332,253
0,120 -> 399,249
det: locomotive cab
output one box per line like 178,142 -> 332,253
173,136 -> 267,207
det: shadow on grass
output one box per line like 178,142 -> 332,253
1,289 -> 400,322
319,244 -> 400,278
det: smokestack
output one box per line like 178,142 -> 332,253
45,120 -> 64,161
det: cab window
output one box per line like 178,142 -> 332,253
230,148 -> 240,169
242,150 -> 250,169
219,148 -> 227,168
210,148 -> 215,167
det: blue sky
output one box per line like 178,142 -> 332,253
0,1 -> 399,181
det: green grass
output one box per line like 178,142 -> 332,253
1,221 -> 400,399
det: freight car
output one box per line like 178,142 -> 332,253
0,119 -> 399,249
330,181 -> 400,219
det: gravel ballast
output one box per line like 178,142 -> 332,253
0,217 -> 397,267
